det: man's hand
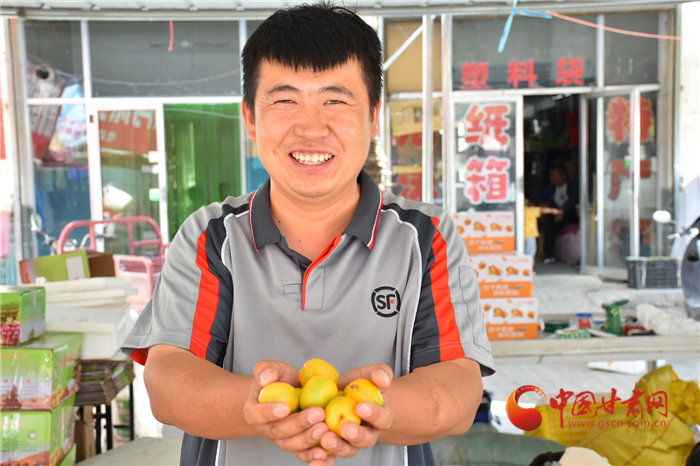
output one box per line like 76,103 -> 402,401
313,364 -> 394,461
243,360 -> 332,463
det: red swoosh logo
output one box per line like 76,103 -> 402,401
505,385 -> 545,431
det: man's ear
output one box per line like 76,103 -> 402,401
370,98 -> 382,139
241,99 -> 257,141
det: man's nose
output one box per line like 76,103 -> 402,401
293,106 -> 330,139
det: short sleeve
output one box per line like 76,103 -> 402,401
120,203 -> 233,367
409,211 -> 496,376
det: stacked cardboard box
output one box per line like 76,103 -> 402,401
453,212 -> 538,340
1,286 -> 82,466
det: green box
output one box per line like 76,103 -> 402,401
57,444 -> 76,466
0,286 -> 46,345
1,394 -> 77,466
19,250 -> 92,284
1,333 -> 82,411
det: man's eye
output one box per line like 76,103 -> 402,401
326,100 -> 344,105
275,100 -> 294,104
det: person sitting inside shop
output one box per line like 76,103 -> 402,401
534,163 -> 579,264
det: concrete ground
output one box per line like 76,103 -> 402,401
160,264 -> 699,439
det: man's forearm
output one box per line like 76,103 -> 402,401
144,344 -> 258,440
376,358 -> 482,446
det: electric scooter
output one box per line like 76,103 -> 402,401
652,210 -> 700,321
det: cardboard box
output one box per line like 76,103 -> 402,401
1,333 -> 82,411
19,251 -> 115,285
0,394 -> 77,466
481,297 -> 539,340
453,211 -> 515,253
0,286 -> 46,345
470,253 -> 533,298
58,444 -> 76,466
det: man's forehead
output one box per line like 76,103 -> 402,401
260,58 -> 361,74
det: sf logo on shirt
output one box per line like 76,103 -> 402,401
371,286 -> 401,317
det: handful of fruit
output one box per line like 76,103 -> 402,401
258,359 -> 384,436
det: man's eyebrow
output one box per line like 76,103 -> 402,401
265,85 -> 300,99
319,85 -> 356,99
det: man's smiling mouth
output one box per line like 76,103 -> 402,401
290,152 -> 334,165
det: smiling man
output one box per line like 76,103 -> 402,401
121,4 -> 495,466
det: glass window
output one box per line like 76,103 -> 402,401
25,21 -> 83,96
454,100 -> 516,212
90,21 -> 240,97
604,12 -> 660,85
30,104 -> 90,256
452,15 -> 596,90
164,104 -> 242,240
389,98 -> 443,205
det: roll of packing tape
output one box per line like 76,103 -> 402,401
555,328 -> 591,339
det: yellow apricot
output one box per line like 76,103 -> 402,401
325,396 -> 361,436
344,379 -> 384,407
299,359 -> 340,387
258,382 -> 299,413
300,375 -> 338,410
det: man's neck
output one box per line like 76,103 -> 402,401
268,182 -> 362,261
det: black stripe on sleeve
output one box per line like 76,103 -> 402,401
202,203 -> 241,367
384,203 -> 443,372
180,433 -> 217,466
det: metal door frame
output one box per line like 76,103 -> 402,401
579,87 -> 643,280
86,101 -> 169,242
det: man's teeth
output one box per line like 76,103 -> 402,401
291,153 -> 333,165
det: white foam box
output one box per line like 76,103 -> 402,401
481,297 -> 538,340
45,303 -> 133,360
469,253 -> 533,298
452,211 -> 515,253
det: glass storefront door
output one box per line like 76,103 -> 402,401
580,89 -> 653,279
87,105 -> 167,254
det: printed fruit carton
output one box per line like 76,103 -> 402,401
470,253 -> 533,298
453,211 -> 515,253
482,297 -> 538,340
1,333 -> 82,411
0,394 -> 77,466
0,286 -> 46,346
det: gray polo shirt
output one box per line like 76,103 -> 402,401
122,170 -> 495,466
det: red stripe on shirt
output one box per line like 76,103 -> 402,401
129,348 -> 148,366
189,230 -> 220,358
302,233 -> 343,310
430,217 -> 465,361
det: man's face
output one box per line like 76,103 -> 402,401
550,168 -> 566,186
242,59 -> 381,202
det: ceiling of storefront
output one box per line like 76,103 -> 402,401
0,0 -> 687,18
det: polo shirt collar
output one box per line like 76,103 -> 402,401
249,169 -> 383,251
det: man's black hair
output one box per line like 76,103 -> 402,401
241,2 -> 383,113
551,162 -> 568,176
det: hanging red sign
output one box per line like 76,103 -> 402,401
98,110 -> 157,155
606,96 -> 654,144
464,155 -> 511,205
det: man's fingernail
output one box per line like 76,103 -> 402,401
345,425 -> 358,439
273,404 -> 289,417
328,438 -> 338,449
260,369 -> 273,385
308,411 -> 324,423
313,426 -> 324,439
357,404 -> 371,417
379,370 -> 391,385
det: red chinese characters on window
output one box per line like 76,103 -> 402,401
460,62 -> 490,90
464,155 -> 511,205
507,59 -> 537,89
463,103 -> 511,148
606,96 -> 654,144
555,56 -> 585,86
